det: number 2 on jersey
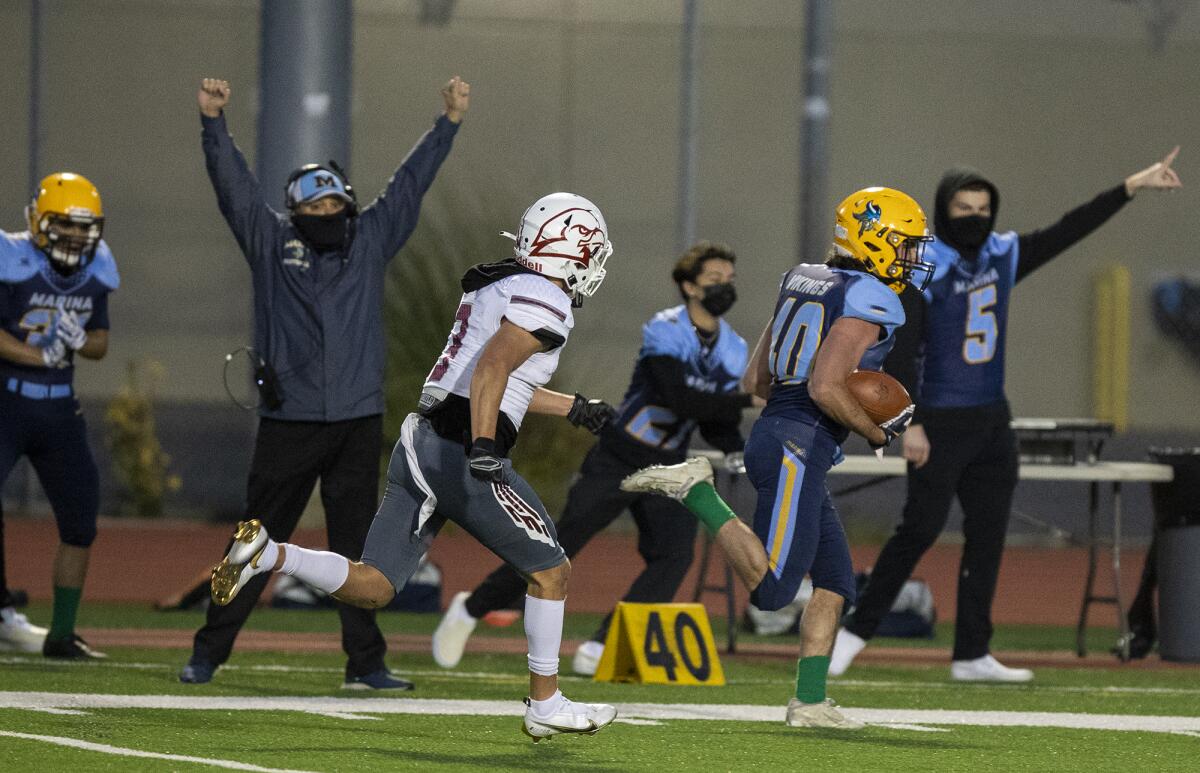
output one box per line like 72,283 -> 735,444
963,284 -> 997,364
770,298 -> 825,383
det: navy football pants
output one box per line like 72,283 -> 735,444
744,415 -> 856,610
0,390 -> 100,555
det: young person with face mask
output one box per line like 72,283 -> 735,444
832,148 -> 1182,682
180,76 -> 468,690
432,241 -> 761,676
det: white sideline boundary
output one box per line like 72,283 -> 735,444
3,656 -> 1197,697
2,692 -> 1199,735
0,730 -> 318,772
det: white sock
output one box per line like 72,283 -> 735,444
528,689 -> 564,717
277,544 -> 349,594
257,540 -> 280,574
524,594 -> 565,676
829,628 -> 867,676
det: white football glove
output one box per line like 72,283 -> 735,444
56,311 -> 88,351
41,338 -> 67,368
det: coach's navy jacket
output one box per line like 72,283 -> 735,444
201,112 -> 458,422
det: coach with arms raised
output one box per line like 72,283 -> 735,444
180,75 -> 469,689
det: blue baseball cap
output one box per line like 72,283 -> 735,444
285,166 -> 355,209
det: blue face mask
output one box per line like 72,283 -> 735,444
292,210 -> 350,252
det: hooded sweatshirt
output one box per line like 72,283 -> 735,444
885,170 -> 1131,424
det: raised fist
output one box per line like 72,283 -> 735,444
441,76 -> 470,124
198,78 -> 231,118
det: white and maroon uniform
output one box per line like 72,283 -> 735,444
361,263 -> 572,591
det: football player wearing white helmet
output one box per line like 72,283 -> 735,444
208,193 -> 619,741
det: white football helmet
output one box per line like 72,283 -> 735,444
502,192 -> 612,300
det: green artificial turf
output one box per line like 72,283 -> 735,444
1,604 -> 1196,771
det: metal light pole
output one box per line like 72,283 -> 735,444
678,0 -> 699,251
798,0 -> 833,264
257,0 -> 354,210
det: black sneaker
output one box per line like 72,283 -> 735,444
43,634 -> 107,660
342,668 -> 414,690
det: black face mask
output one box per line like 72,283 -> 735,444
699,283 -> 737,316
292,211 -> 350,252
943,214 -> 991,251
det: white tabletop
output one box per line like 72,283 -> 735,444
698,450 -> 1173,483
830,455 -> 1173,482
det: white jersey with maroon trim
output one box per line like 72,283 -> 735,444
424,273 -> 574,428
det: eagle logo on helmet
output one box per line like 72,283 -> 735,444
528,208 -> 606,266
853,201 -> 882,237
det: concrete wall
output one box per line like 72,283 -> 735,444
1,0 -> 1197,435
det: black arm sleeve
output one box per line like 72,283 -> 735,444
884,284 -> 926,415
698,419 -> 746,454
642,355 -> 752,424
1015,184 -> 1130,283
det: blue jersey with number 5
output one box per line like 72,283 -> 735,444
0,231 -> 119,387
762,264 -> 904,436
919,233 -> 1018,408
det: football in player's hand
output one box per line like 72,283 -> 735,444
847,369 -> 912,424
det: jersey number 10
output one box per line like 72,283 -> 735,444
770,298 -> 825,383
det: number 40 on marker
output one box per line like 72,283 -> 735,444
592,602 -> 726,686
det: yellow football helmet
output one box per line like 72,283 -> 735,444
26,172 -> 105,274
833,186 -> 932,293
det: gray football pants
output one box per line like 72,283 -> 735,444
362,414 -> 567,592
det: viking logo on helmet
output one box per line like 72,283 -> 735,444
853,201 -> 882,238
528,208 -> 607,266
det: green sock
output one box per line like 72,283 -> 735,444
795,655 -> 831,704
48,586 -> 83,642
682,481 -> 737,536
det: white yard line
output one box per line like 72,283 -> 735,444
0,730 -> 319,773
1,692 -> 1198,735
5,656 -> 1195,696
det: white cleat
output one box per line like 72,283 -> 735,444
0,607 -> 48,653
210,519 -> 271,607
829,628 -> 867,676
432,591 -> 477,668
572,640 -> 604,676
619,457 -> 714,500
522,695 -> 617,742
950,654 -> 1034,683
785,698 -> 865,730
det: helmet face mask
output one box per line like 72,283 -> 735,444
503,192 -> 612,303
833,186 -> 933,294
27,173 -> 104,276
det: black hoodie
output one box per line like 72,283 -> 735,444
884,170 -> 1131,421
933,165 -> 1001,245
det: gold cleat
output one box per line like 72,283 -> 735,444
210,519 -> 271,606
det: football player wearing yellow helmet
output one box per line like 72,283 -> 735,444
26,173 -> 106,275
834,147 -> 1182,681
831,186 -> 934,294
0,172 -> 118,659
618,187 -> 928,730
